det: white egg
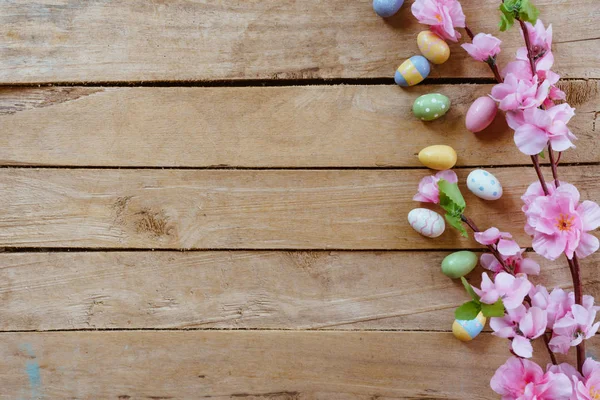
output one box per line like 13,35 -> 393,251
467,169 -> 503,200
408,208 -> 445,238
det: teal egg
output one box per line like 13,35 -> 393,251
441,251 -> 478,279
412,93 -> 451,121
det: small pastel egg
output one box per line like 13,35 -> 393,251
413,93 -> 450,121
373,0 -> 404,17
408,208 -> 445,238
441,251 -> 478,279
418,145 -> 457,170
453,312 -> 486,342
417,31 -> 450,65
395,56 -> 430,87
467,169 -> 502,200
466,96 -> 498,133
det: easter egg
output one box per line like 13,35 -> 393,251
467,169 -> 503,200
412,93 -> 450,121
395,56 -> 430,87
441,251 -> 478,279
418,145 -> 457,170
408,208 -> 445,238
417,31 -> 450,64
453,312 -> 486,342
466,96 -> 498,133
373,0 -> 404,17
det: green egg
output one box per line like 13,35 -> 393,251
412,93 -> 451,121
441,251 -> 478,279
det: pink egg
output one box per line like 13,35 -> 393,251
466,96 -> 498,133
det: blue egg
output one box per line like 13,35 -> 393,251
373,0 -> 404,18
394,56 -> 430,87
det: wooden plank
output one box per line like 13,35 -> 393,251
0,81 -> 598,167
0,331 -> 583,399
1,0 -> 598,83
0,251 -> 597,331
0,166 -> 597,249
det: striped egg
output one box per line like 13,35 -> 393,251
417,31 -> 450,65
408,208 -> 445,238
394,56 -> 430,87
453,312 -> 486,342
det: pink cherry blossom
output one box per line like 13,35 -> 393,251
490,305 -> 547,358
573,358 -> 600,400
550,304 -> 600,354
411,0 -> 465,42
472,272 -> 532,309
525,20 -> 553,58
491,357 -> 572,399
506,103 -> 577,156
481,251 -> 540,276
523,183 -> 600,260
491,73 -> 550,112
522,181 -> 560,235
461,33 -> 502,62
530,286 -> 574,329
413,170 -> 458,204
475,227 -> 520,256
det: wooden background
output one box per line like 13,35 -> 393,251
0,0 -> 599,398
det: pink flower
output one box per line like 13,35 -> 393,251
472,272 -> 532,309
530,286 -> 574,329
506,103 -> 577,156
522,181 -> 559,235
573,358 -> 600,400
411,0 -> 465,42
491,357 -> 572,399
523,183 -> 600,260
461,33 -> 502,62
490,305 -> 547,358
491,73 -> 550,112
525,20 -> 553,59
475,227 -> 520,256
481,251 -> 540,276
413,170 -> 458,204
550,304 -> 600,354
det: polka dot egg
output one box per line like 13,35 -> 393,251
412,93 -> 450,121
467,169 -> 503,200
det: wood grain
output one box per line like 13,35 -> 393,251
0,166 -> 597,249
0,81 -> 598,167
1,251 -> 598,331
1,0 -> 598,83
0,331 -> 585,399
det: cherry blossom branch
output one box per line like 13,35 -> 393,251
543,333 -> 558,365
548,142 -> 560,188
460,214 -> 511,273
463,25 -> 503,83
518,19 -> 538,76
530,154 -> 550,195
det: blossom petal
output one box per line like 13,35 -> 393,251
498,239 -> 521,256
576,233 -> 599,259
577,201 -> 600,231
514,124 -> 549,155
512,335 -> 533,358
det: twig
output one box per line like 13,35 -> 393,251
460,214 -> 511,273
518,19 -> 537,77
548,142 -> 560,188
530,154 -> 550,195
566,255 -> 585,372
542,333 -> 558,365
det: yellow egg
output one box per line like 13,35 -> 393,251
418,145 -> 457,170
417,31 -> 450,65
453,312 -> 487,342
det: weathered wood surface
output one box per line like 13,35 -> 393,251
0,331 -> 584,399
1,251 -> 598,331
0,166 -> 597,249
0,81 -> 598,167
1,0 -> 598,83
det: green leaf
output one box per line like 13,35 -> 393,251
455,301 -> 481,320
445,213 -> 468,237
538,150 -> 545,159
499,11 -> 514,31
438,180 -> 466,211
481,299 -> 506,317
461,277 -> 480,302
498,3 -> 516,31
518,0 -> 539,24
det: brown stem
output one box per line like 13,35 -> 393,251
518,18 -> 537,76
567,255 -> 585,373
464,25 -> 475,40
542,333 -> 558,365
530,155 -> 550,195
548,143 -> 560,188
460,214 -> 511,273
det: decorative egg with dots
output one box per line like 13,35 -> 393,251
453,312 -> 486,342
412,93 -> 450,121
467,169 -> 503,201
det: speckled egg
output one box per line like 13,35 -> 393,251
441,251 -> 478,279
408,208 -> 445,238
413,93 -> 450,121
467,169 -> 503,200
417,31 -> 450,64
418,145 -> 457,170
395,56 -> 430,87
373,0 -> 404,17
453,312 -> 486,342
466,96 -> 498,133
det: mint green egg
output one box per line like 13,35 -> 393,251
441,251 -> 478,279
412,93 -> 451,121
